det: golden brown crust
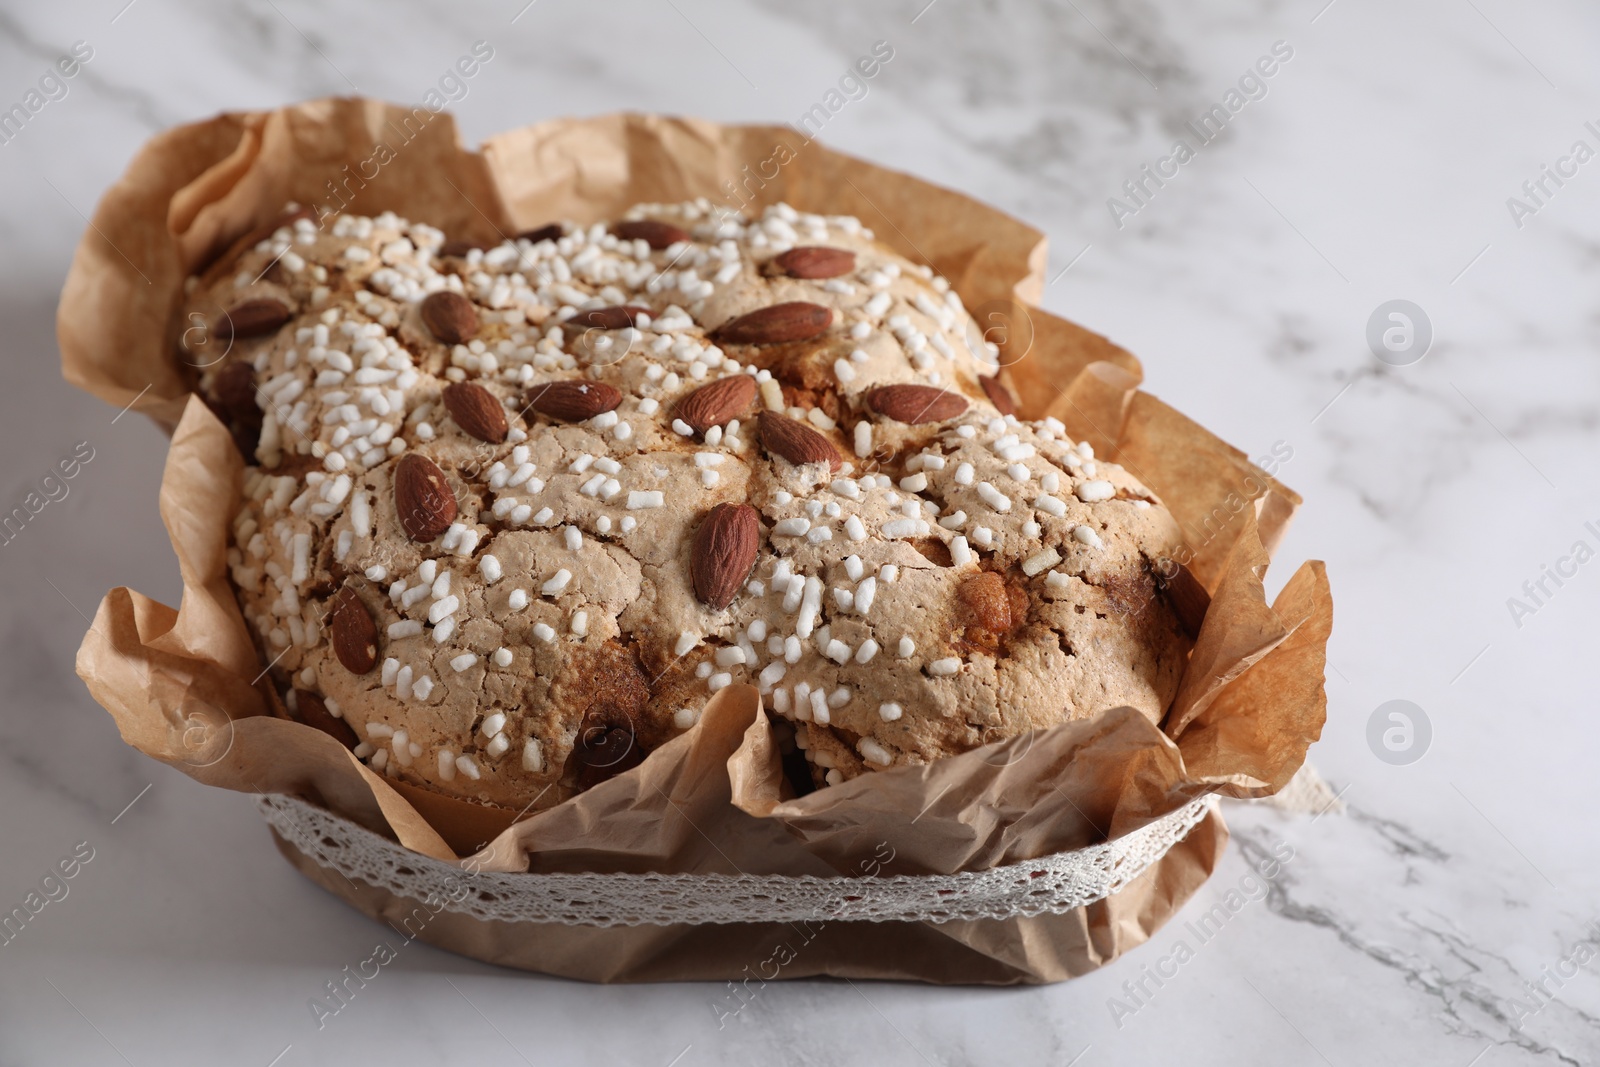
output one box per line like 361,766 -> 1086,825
195,199 -> 1191,806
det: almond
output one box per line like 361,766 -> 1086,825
517,222 -> 564,244
676,375 -> 756,435
220,298 -> 292,341
980,373 -> 1017,416
867,384 -> 968,423
772,246 -> 856,279
572,705 -> 645,787
328,588 -> 378,674
420,290 -> 480,345
957,570 -> 1028,653
710,302 -> 834,345
1160,561 -> 1210,640
691,503 -> 761,610
526,380 -> 623,422
757,411 -> 842,471
292,689 -> 359,749
567,642 -> 651,787
442,382 -> 508,443
568,305 -> 652,331
438,239 -> 485,257
212,361 -> 259,422
394,453 -> 457,542
958,571 -> 1013,634
611,219 -> 689,249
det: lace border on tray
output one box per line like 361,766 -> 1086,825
257,792 -> 1214,927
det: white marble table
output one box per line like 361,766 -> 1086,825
3,0 -> 1598,1063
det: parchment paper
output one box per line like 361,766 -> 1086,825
63,99 -> 1330,984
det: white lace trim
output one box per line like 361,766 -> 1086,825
257,793 -> 1214,927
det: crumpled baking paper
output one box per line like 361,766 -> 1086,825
64,99 -> 1329,984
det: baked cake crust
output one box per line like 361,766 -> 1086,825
187,199 -> 1191,808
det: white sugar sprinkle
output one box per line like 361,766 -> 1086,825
855,576 -> 877,614
977,482 -> 1012,512
291,533 -> 310,583
809,688 -> 830,724
627,490 -> 664,509
1022,548 -> 1062,576
427,595 -> 459,623
858,738 -> 892,766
